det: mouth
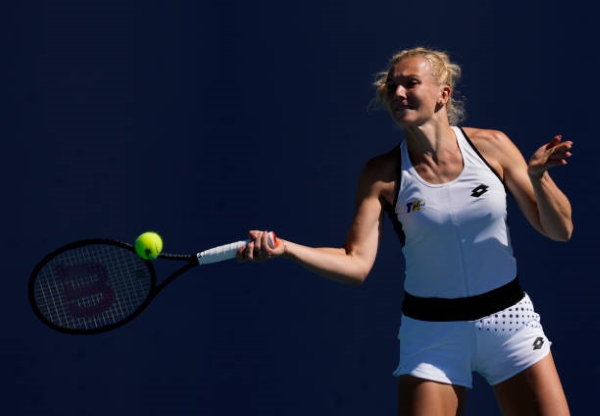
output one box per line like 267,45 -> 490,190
393,104 -> 413,113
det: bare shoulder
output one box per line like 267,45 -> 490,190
363,146 -> 398,177
359,146 -> 399,205
461,127 -> 523,174
461,127 -> 512,149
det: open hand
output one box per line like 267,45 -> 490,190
528,135 -> 573,178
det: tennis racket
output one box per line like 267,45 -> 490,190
28,233 -> 277,335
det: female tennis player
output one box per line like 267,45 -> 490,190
239,47 -> 572,415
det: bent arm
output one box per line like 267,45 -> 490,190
527,170 -> 573,241
500,132 -> 573,241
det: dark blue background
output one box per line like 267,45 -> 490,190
7,1 -> 598,414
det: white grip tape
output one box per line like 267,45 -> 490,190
197,240 -> 248,265
196,232 -> 277,266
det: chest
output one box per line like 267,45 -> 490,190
411,160 -> 463,184
397,160 -> 506,233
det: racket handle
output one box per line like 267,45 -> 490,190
197,232 -> 278,265
197,240 -> 247,265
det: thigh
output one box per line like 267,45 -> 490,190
475,293 -> 552,385
493,352 -> 570,416
394,317 -> 473,387
397,375 -> 467,416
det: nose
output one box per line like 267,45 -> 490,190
393,84 -> 406,99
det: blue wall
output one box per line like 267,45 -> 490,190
7,1 -> 597,414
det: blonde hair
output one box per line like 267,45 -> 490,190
371,47 -> 466,125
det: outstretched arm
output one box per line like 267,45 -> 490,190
238,151 -> 397,285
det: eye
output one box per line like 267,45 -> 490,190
385,81 -> 397,92
406,79 -> 419,88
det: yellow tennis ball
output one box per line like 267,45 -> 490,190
134,231 -> 163,260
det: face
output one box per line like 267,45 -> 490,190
384,56 -> 448,127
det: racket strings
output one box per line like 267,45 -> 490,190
32,244 -> 153,331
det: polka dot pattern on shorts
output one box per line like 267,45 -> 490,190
475,295 -> 542,332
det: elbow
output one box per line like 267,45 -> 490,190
558,227 -> 574,242
350,264 -> 373,286
321,270 -> 368,286
550,224 -> 574,242
346,270 -> 369,286
338,254 -> 373,285
348,276 -> 367,286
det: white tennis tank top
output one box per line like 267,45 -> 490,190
393,126 -> 517,298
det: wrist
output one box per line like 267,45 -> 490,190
279,239 -> 290,258
528,169 -> 547,181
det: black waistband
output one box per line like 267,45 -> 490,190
401,277 -> 525,321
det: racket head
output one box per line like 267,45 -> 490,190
28,239 -> 157,334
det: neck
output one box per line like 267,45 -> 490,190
404,122 -> 456,157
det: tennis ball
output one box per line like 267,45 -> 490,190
135,231 -> 163,260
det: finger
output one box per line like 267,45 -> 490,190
552,143 -> 573,157
548,136 -> 575,151
243,230 -> 278,261
545,134 -> 564,150
236,245 -> 246,262
252,231 -> 265,254
547,151 -> 572,167
560,141 -> 573,151
554,140 -> 573,151
254,231 -> 279,261
246,239 -> 257,260
247,230 -> 262,241
261,231 -> 274,252
552,150 -> 572,160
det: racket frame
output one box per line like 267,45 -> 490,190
28,238 -> 199,335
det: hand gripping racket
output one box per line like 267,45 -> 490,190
28,233 -> 277,335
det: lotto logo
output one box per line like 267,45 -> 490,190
471,184 -> 489,197
532,337 -> 545,350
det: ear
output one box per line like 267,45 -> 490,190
439,85 -> 451,105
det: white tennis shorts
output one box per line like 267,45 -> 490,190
393,293 -> 551,388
